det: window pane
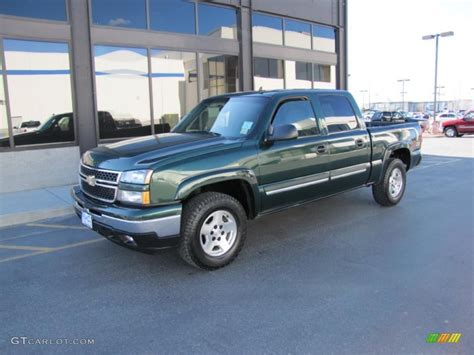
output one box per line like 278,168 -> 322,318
0,53 -> 9,147
3,39 -> 74,146
151,50 -> 197,130
313,25 -> 336,52
252,12 -> 283,45
198,4 -> 237,40
285,61 -> 312,89
200,53 -> 238,99
92,0 -> 146,29
94,45 -> 152,139
253,57 -> 284,90
319,95 -> 358,133
0,0 -> 66,21
273,100 -> 318,136
313,64 -> 335,88
284,19 -> 311,49
150,0 -> 195,34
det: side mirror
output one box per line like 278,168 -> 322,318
268,124 -> 298,142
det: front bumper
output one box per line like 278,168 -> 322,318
71,186 -> 181,251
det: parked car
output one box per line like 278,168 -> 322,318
442,110 -> 474,137
0,111 -> 170,147
436,113 -> 457,124
72,89 -> 422,269
371,111 -> 429,131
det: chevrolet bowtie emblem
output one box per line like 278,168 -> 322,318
86,175 -> 96,186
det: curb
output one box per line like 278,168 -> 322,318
0,207 -> 74,228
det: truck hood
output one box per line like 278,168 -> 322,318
82,133 -> 242,170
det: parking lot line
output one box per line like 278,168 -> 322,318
0,244 -> 53,252
26,223 -> 87,230
0,238 -> 104,264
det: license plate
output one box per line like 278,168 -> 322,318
81,211 -> 93,229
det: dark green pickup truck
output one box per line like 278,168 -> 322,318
72,89 -> 422,269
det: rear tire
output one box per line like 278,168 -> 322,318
372,158 -> 407,207
444,126 -> 457,137
178,192 -> 247,270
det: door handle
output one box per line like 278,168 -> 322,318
316,145 -> 327,154
355,139 -> 365,148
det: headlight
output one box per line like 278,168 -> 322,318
120,170 -> 153,184
117,190 -> 150,205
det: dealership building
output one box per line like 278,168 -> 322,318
0,0 -> 347,193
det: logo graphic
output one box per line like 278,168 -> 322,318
86,175 -> 96,187
426,333 -> 462,343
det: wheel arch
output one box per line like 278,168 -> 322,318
176,169 -> 260,219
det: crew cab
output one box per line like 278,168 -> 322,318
72,90 -> 422,269
442,110 -> 474,137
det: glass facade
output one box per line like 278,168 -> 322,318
92,0 -> 147,29
0,0 -> 67,21
201,54 -> 239,99
253,57 -> 284,90
151,49 -> 197,129
3,39 -> 74,146
285,61 -> 312,89
313,25 -> 336,52
198,4 -> 237,40
0,53 -> 8,147
252,13 -> 283,45
284,19 -> 311,49
0,2 -> 342,150
149,0 -> 196,34
252,11 -> 337,53
94,45 -> 151,139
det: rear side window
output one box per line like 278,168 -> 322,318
318,95 -> 359,133
272,100 -> 318,137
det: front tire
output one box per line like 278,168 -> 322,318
372,158 -> 407,207
444,126 -> 457,137
178,192 -> 247,270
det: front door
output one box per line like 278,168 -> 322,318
315,94 -> 371,194
258,98 -> 330,212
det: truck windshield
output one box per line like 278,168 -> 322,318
173,96 -> 268,138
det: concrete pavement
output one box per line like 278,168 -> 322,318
0,137 -> 472,353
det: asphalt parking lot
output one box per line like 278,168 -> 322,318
1,137 -> 472,354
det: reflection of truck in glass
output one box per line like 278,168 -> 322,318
0,111 -> 170,147
72,89 -> 422,270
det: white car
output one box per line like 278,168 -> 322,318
436,113 -> 457,124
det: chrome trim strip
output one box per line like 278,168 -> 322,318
79,173 -> 118,186
331,169 -> 367,180
371,159 -> 383,166
265,177 -> 329,196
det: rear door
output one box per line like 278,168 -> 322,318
458,112 -> 474,133
258,97 -> 330,212
315,94 -> 371,194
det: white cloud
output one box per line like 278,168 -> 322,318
108,18 -> 131,26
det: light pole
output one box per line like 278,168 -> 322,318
360,90 -> 368,110
422,31 -> 454,117
397,79 -> 410,111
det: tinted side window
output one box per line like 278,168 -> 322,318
272,100 -> 318,137
319,95 -> 358,133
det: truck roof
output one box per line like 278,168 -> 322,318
204,89 -> 349,100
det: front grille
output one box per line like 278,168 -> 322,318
79,164 -> 120,202
80,164 -> 119,183
80,180 -> 116,202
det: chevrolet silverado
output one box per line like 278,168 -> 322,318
72,90 -> 422,269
